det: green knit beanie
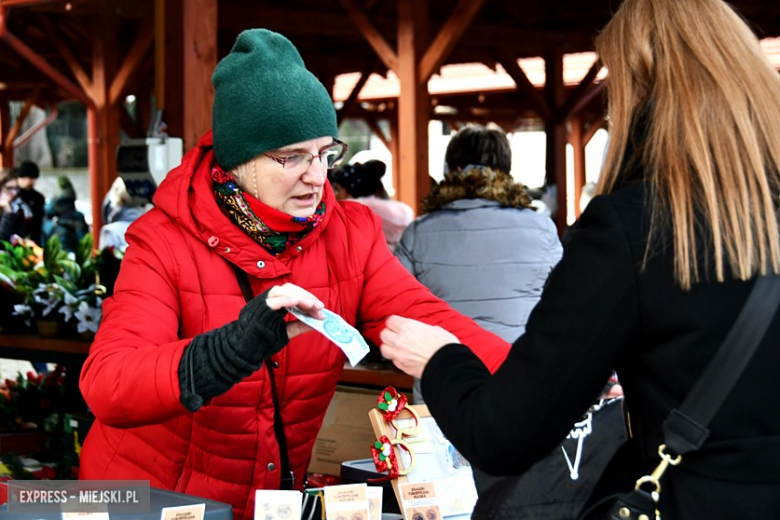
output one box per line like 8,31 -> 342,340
212,29 -> 338,171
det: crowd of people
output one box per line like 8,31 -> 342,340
0,161 -> 145,253
3,0 -> 779,518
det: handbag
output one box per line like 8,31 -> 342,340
472,397 -> 626,520
579,271 -> 780,520
234,267 -> 324,517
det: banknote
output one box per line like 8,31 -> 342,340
287,307 -> 370,366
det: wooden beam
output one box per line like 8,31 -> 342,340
559,61 -> 602,121
3,86 -> 38,153
180,0 -> 216,150
418,0 -> 487,83
359,108 -> 390,149
583,113 -> 606,146
0,6 -> 92,106
397,0 -> 430,214
90,3 -> 119,235
570,116 -> 586,219
494,48 -> 553,122
336,0 -> 398,73
39,14 -> 94,99
0,95 -> 9,167
217,6 -> 598,55
155,0 -> 165,110
163,0 -> 183,139
338,65 -> 374,126
567,82 -> 605,122
109,18 -> 154,106
544,48 -> 568,234
0,0 -> 57,6
389,115 -> 400,202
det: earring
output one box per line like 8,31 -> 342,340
251,160 -> 259,200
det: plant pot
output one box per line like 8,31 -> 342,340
36,319 -> 60,338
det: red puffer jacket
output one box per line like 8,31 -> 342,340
79,132 -> 509,520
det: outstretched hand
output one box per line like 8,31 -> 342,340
265,283 -> 325,339
379,315 -> 459,378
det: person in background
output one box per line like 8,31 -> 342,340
396,124 -> 562,360
395,125 -> 586,512
78,29 -> 509,520
13,161 -> 45,246
99,177 -> 147,251
0,163 -> 44,245
43,175 -> 88,252
329,160 -> 414,251
0,169 -> 23,242
378,0 -> 780,517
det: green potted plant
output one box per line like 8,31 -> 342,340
1,234 -> 105,338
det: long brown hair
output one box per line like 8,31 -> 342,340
595,0 -> 780,289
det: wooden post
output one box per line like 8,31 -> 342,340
4,90 -> 39,162
0,96 -> 9,168
90,5 -> 119,235
182,0 -> 216,150
165,0 -> 216,152
544,48 -> 567,234
570,116 -> 586,219
389,116 -> 400,202
397,0 -> 429,213
162,0 -> 184,140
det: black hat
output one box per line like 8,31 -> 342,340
328,160 -> 386,198
16,161 -> 40,179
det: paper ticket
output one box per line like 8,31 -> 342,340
287,307 -> 370,366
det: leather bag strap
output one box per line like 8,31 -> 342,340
233,265 -> 295,490
663,272 -> 780,455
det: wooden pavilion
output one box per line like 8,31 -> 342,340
1,0 -> 780,234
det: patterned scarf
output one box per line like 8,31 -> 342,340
211,164 -> 325,256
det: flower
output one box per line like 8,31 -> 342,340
73,298 -> 102,333
31,283 -> 68,318
56,291 -> 79,322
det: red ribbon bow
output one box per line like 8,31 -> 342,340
370,435 -> 399,481
377,386 -> 408,422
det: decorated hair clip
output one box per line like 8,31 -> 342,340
369,434 -> 415,482
377,386 -> 420,438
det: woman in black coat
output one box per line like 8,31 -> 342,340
378,0 -> 780,518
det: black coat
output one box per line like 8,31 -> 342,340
17,188 -> 45,245
422,182 -> 780,519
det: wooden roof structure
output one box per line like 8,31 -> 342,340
2,0 -> 780,233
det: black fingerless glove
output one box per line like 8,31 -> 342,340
178,289 -> 289,411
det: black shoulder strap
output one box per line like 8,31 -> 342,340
663,273 -> 780,455
233,265 -> 295,490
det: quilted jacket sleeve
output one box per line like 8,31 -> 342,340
79,213 -> 191,428
355,208 -> 510,372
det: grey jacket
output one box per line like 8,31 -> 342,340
397,198 -> 562,405
396,198 -> 562,343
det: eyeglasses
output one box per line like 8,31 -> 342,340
1,186 -> 20,194
264,139 -> 348,173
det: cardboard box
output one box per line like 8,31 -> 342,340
309,386 -> 380,476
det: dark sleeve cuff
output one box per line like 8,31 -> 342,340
420,343 -> 488,407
